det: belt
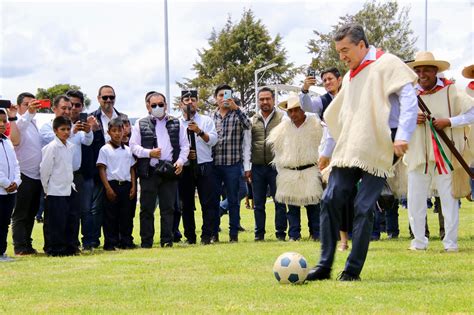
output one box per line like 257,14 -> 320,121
285,164 -> 316,171
109,180 -> 129,186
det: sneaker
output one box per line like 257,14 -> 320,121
0,254 -> 14,262
288,237 -> 301,242
444,248 -> 458,253
306,266 -> 331,281
408,246 -> 427,251
337,271 -> 361,281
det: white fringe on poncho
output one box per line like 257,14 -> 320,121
267,115 -> 323,206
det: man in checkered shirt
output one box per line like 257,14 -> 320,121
212,84 -> 251,243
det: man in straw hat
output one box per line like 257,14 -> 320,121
404,52 -> 474,252
306,23 -> 419,282
267,92 -> 323,242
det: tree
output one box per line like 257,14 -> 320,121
307,0 -> 417,80
177,9 -> 298,114
35,83 -> 92,113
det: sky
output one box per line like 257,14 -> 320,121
0,0 -> 472,118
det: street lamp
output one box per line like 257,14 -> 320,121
254,63 -> 278,112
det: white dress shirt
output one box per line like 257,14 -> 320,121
14,111 -> 42,179
96,143 -> 136,181
0,136 -> 22,195
130,115 -> 190,166
40,120 -> 93,171
40,137 -> 75,196
179,112 -> 218,164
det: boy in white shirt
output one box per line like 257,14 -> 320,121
97,118 -> 136,250
40,116 -> 75,256
0,109 -> 21,261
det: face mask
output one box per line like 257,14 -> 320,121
151,106 -> 165,118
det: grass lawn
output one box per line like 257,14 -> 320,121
1,200 -> 473,314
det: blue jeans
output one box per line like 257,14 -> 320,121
287,204 -> 319,240
213,163 -> 242,237
252,164 -> 287,239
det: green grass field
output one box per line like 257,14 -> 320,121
1,200 -> 473,314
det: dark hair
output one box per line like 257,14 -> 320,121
53,115 -> 72,130
214,84 -> 233,97
119,114 -> 130,124
0,109 -> 6,116
53,95 -> 71,108
108,117 -> 124,129
98,85 -> 115,96
145,92 -> 167,103
334,23 -> 369,48
17,92 -> 35,106
257,87 -> 275,99
320,67 -> 341,79
66,90 -> 84,104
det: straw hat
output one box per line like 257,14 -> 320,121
407,51 -> 450,72
462,64 -> 474,79
278,92 -> 302,111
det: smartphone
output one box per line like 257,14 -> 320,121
79,112 -> 88,123
0,100 -> 12,109
223,89 -> 232,107
307,68 -> 316,79
38,99 -> 51,109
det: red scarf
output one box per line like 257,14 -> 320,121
418,78 -> 454,95
468,81 -> 474,90
349,49 -> 384,80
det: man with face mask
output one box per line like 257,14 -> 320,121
130,91 -> 190,248
177,90 -> 218,245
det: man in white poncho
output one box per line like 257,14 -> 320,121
267,92 -> 323,242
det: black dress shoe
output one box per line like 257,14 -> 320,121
306,266 -> 331,281
276,236 -> 286,241
238,225 -> 246,232
103,246 -> 116,251
141,244 -> 152,249
254,235 -> 264,242
211,235 -> 219,243
201,238 -> 211,245
161,242 -> 173,248
229,235 -> 238,243
337,271 -> 361,281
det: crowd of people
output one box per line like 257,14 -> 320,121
1,23 -> 473,281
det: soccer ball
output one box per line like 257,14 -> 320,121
273,252 -> 309,284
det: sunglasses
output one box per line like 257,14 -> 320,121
101,95 -> 115,101
150,103 -> 165,108
72,102 -> 83,108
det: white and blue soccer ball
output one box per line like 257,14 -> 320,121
273,252 -> 309,284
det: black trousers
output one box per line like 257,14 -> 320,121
103,181 -> 133,248
178,162 -> 217,243
139,174 -> 178,247
44,195 -> 75,256
0,193 -> 16,254
11,174 -> 42,253
318,167 -> 385,276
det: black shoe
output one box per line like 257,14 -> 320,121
306,266 -> 331,281
276,236 -> 286,241
337,271 -> 361,281
229,235 -> 238,243
184,239 -> 196,245
211,235 -> 219,244
120,243 -> 137,249
289,237 -> 301,242
141,244 -> 152,249
310,235 -> 320,241
238,225 -> 246,232
201,238 -> 211,245
161,242 -> 173,248
254,235 -> 264,242
36,217 -> 44,223
387,234 -> 399,240
371,235 -> 380,241
103,246 -> 116,251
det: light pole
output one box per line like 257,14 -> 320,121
254,63 -> 278,112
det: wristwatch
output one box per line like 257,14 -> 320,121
301,89 -> 309,94
197,130 -> 205,137
8,116 -> 18,122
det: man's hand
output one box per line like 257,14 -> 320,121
393,140 -> 409,157
88,116 -> 100,132
433,118 -> 451,131
73,122 -> 83,134
6,104 -> 18,119
149,148 -> 161,159
188,149 -> 197,160
228,98 -> 239,111
318,156 -> 330,171
105,187 -> 117,202
28,100 -> 41,114
5,182 -> 17,193
188,121 -> 200,134
302,76 -> 317,91
129,185 -> 136,200
82,121 -> 92,133
417,113 -> 427,124
244,170 -> 252,183
174,161 -> 183,175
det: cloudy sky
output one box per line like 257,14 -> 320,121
0,0 -> 472,118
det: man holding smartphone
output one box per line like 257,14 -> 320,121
39,95 -> 93,254
211,84 -> 251,243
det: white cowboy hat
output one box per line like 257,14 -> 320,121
278,92 -> 302,111
407,51 -> 450,72
462,64 -> 474,79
